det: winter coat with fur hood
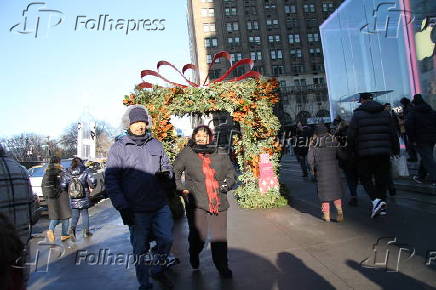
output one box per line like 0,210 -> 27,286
105,105 -> 174,212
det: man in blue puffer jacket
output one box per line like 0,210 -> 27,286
105,105 -> 174,290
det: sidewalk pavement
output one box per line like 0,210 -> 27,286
27,154 -> 436,290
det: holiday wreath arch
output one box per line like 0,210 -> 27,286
122,52 -> 287,208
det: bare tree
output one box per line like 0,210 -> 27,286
0,133 -> 49,161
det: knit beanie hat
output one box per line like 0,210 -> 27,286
129,107 -> 149,125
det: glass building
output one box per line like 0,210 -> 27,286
320,0 -> 436,120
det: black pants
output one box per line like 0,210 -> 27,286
186,205 -> 228,271
358,155 -> 391,201
295,154 -> 308,175
416,142 -> 436,182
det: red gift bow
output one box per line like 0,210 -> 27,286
137,51 -> 262,89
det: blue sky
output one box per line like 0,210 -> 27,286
0,0 -> 191,138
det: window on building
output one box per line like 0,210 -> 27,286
311,63 -> 324,71
304,4 -> 316,13
207,55 -> 212,64
266,19 -> 279,26
204,37 -> 218,48
309,47 -> 322,57
225,7 -> 238,16
322,3 -> 334,12
203,23 -> 215,32
290,49 -> 302,58
288,34 -> 300,43
247,21 -> 259,30
265,0 -> 277,9
201,8 -> 215,17
272,65 -> 284,76
248,36 -> 261,44
280,80 -> 287,87
307,33 -> 319,42
231,53 -> 243,62
226,22 -> 239,32
284,5 -> 296,14
291,65 -> 305,74
270,49 -> 283,60
250,51 -> 262,60
268,35 -> 280,43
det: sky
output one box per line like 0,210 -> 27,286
0,0 -> 192,138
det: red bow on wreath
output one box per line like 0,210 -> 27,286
137,51 -> 262,89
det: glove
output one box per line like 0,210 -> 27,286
220,179 -> 228,193
119,208 -> 135,226
155,171 -> 171,182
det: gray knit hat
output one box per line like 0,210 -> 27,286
121,105 -> 153,130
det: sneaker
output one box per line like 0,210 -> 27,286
412,176 -> 424,184
61,235 -> 71,241
348,197 -> 358,207
370,199 -> 386,219
151,272 -> 174,289
379,208 -> 387,216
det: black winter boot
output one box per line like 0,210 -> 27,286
211,242 -> 232,278
69,227 -> 76,241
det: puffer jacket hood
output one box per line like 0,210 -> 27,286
355,100 -> 385,113
70,164 -> 85,176
121,105 -> 153,130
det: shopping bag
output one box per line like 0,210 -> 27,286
391,157 -> 400,179
398,155 -> 410,177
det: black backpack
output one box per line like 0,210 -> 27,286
68,176 -> 85,199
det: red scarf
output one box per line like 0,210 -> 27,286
197,153 -> 220,214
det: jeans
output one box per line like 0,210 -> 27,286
416,142 -> 436,182
49,219 -> 69,236
129,205 -> 173,289
358,155 -> 391,201
295,154 -> 308,175
71,208 -> 89,231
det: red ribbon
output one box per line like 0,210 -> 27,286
137,50 -> 262,89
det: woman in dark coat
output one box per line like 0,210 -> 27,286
61,157 -> 97,239
42,156 -> 72,242
308,124 -> 345,222
174,125 -> 236,278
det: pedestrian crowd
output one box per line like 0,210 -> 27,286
285,92 -> 436,223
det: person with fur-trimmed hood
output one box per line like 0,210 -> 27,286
105,105 -> 174,290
